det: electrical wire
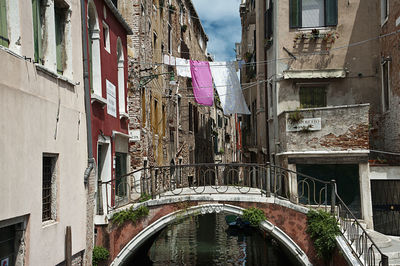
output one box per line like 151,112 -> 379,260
133,28 -> 400,68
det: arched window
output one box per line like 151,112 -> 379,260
117,37 -> 126,116
88,0 -> 102,97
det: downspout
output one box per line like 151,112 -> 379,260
81,0 -> 95,184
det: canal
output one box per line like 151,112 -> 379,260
125,213 -> 300,265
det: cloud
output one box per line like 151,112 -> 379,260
192,0 -> 241,61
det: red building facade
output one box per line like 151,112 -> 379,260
84,0 -> 132,221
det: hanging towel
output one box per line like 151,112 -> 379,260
176,58 -> 192,78
190,60 -> 214,106
209,61 -> 250,115
163,54 -> 176,65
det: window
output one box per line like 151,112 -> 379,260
32,0 -> 43,63
111,0 -> 117,8
42,154 -> 57,222
103,22 -> 110,53
162,104 -> 166,136
289,0 -> 337,28
168,24 -> 172,54
153,31 -> 157,51
115,153 -> 127,199
382,61 -> 390,111
299,86 -> 327,108
0,0 -> 9,48
55,7 -> 66,74
0,219 -> 26,266
189,102 -> 193,132
141,87 -> 146,126
117,38 -> 125,115
381,0 -> 389,25
264,0 -> 273,39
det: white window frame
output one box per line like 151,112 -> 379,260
102,21 -> 110,53
381,0 -> 389,26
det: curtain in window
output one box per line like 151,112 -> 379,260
55,8 -> 64,74
0,0 -> 8,47
302,0 -> 324,28
290,0 -> 337,28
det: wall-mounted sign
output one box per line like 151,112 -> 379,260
106,80 -> 117,118
129,129 -> 141,142
287,118 -> 322,132
1,258 -> 9,266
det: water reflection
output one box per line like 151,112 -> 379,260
126,213 -> 300,265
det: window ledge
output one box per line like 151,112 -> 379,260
35,64 -> 77,87
296,27 -> 335,33
91,93 -> 107,105
381,17 -> 389,27
42,220 -> 58,228
120,112 -> 129,119
0,45 -> 23,60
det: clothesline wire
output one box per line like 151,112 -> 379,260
161,80 -> 266,100
134,28 -> 400,68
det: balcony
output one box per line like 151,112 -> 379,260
278,104 -> 370,154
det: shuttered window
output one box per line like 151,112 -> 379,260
300,87 -> 327,108
289,0 -> 337,28
32,0 -> 42,63
55,8 -> 64,75
0,0 -> 8,47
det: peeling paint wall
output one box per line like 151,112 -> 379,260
278,104 -> 369,153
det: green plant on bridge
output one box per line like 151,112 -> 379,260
111,205 -> 149,226
242,207 -> 266,226
138,193 -> 152,202
306,209 -> 340,260
92,246 -> 109,266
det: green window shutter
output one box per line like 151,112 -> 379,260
289,0 -> 301,28
55,8 -> 63,75
0,0 -> 9,47
32,0 -> 42,63
325,0 -> 338,26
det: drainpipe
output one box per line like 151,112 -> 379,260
81,0 -> 95,184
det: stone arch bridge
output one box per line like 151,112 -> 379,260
94,163 -> 389,266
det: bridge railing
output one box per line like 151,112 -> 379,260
101,163 -> 331,211
331,181 -> 388,266
100,163 -> 388,266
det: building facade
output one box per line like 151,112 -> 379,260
239,0 -> 386,228
84,0 -> 133,233
0,0 -> 89,265
118,0 -> 216,178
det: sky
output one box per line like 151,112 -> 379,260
192,0 -> 242,62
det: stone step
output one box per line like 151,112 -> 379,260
389,257 -> 400,266
366,229 -> 393,249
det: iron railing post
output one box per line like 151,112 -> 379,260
266,164 -> 271,197
382,254 -> 389,266
142,168 -> 147,196
151,167 -> 155,199
330,179 -> 336,215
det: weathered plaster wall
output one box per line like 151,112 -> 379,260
278,105 -> 369,153
0,0 -> 88,263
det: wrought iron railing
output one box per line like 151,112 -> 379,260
331,182 -> 388,266
100,162 -> 388,266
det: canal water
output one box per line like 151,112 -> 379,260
125,213 -> 300,265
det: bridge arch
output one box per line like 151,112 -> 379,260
110,203 -> 312,266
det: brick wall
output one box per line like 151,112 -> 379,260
279,104 -> 370,153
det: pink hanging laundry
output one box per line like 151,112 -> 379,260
190,60 -> 214,106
